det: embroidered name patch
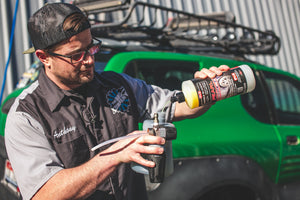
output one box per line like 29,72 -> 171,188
54,126 -> 76,138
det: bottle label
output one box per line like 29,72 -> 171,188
191,67 -> 248,105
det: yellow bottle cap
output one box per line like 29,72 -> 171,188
181,80 -> 199,109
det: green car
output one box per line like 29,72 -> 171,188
1,1 -> 300,200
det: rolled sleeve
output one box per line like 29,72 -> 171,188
120,73 -> 177,122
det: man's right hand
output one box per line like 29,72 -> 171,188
100,130 -> 165,168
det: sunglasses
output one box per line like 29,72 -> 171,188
47,38 -> 102,64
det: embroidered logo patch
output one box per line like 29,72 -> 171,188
106,87 -> 130,113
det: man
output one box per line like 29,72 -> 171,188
5,3 -> 229,200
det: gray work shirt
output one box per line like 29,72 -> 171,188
5,68 -> 176,200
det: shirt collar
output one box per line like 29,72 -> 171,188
39,68 -> 104,112
38,68 -> 65,112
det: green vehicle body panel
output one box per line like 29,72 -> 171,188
2,51 -> 300,192
277,125 -> 300,182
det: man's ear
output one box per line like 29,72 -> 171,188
36,50 -> 51,68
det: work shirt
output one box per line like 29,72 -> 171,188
5,68 -> 176,200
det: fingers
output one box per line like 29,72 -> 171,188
218,65 -> 230,72
135,143 -> 164,155
130,144 -> 164,167
194,68 -> 215,79
194,65 -> 230,79
135,134 -> 165,145
103,132 -> 165,167
130,152 -> 156,167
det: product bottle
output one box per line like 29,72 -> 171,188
172,65 -> 256,108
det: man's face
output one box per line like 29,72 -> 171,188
46,29 -> 95,90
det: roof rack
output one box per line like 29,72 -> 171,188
75,0 -> 281,55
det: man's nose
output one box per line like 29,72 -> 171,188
82,52 -> 94,65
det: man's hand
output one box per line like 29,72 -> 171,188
194,65 -> 230,79
101,130 -> 165,168
173,65 -> 230,121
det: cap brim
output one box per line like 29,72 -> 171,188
23,46 -> 35,54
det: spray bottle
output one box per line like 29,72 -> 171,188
131,112 -> 177,183
172,65 -> 256,108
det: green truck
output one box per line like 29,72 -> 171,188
1,1 -> 300,200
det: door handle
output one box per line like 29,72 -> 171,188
287,136 -> 299,145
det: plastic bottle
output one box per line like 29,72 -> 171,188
172,65 -> 256,108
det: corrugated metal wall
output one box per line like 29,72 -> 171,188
0,0 -> 299,100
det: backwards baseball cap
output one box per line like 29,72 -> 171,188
24,3 -> 91,54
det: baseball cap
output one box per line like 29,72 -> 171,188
24,3 -> 91,54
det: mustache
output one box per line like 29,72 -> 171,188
83,63 -> 94,68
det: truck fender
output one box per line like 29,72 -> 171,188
147,155 -> 278,200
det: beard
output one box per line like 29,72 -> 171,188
58,65 -> 95,89
77,68 -> 94,84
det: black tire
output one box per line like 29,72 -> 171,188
148,156 -> 277,200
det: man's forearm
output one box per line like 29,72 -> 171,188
32,153 -> 119,200
31,130 -> 164,200
173,101 -> 212,121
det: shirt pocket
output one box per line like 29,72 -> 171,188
52,122 -> 90,168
